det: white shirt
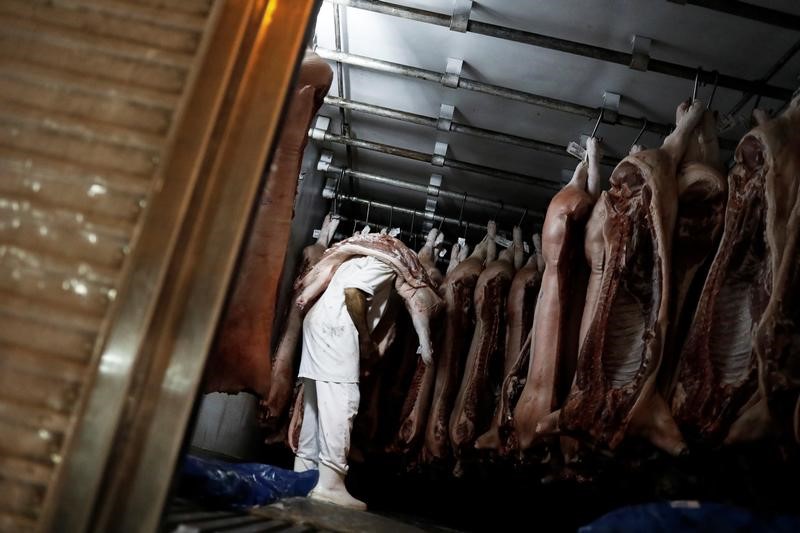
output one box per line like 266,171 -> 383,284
298,255 -> 397,383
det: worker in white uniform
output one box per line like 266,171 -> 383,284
293,254 -> 397,510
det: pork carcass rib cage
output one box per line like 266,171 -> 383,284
541,100 -> 705,455
673,97 -> 800,445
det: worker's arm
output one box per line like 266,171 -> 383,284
344,287 -> 378,361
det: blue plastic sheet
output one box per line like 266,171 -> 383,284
580,501 -> 800,532
177,454 -> 318,510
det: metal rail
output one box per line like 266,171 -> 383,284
324,163 -> 544,219
315,130 -> 562,190
676,0 -> 800,32
325,0 -> 793,100
334,193 -> 491,233
332,2 -> 355,169
315,47 -> 672,136
334,215 -> 445,246
726,37 -> 800,119
324,95 -> 622,166
316,47 -> 739,151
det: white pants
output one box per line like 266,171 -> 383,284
296,378 -> 360,474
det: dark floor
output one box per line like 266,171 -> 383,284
177,436 -> 800,533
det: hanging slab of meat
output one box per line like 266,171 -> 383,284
512,137 -> 602,452
259,215 -> 339,434
545,100 -> 705,455
205,53 -> 333,396
422,229 -> 493,463
753,194 -> 800,443
680,100 -> 800,445
450,225 -> 517,473
671,106 -> 794,445
294,233 -> 444,365
476,231 -> 543,452
660,109 -> 726,394
392,229 -> 446,454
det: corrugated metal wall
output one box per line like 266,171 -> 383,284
0,1 -> 216,530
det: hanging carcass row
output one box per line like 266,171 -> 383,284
475,232 -> 544,454
449,223 -> 521,474
422,231 -> 491,463
541,100 -> 705,455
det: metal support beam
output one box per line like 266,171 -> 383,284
321,162 -> 544,219
313,130 -> 561,190
722,37 -> 800,130
334,214 -> 434,243
316,48 -> 740,151
672,0 -> 800,32
323,95 -> 623,165
333,193 -> 491,233
315,47 -> 665,131
332,3 -> 356,173
325,0 -> 793,100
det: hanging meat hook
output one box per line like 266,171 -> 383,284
409,209 -> 417,248
629,118 -> 648,152
590,107 -> 604,139
518,207 -> 528,227
459,192 -> 468,238
332,168 -> 345,217
692,67 -> 703,102
492,201 -> 504,224
707,70 -> 720,110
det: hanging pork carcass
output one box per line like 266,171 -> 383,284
511,137 -> 603,453
541,100 -> 705,455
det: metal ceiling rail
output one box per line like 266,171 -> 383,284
332,2 -> 355,168
333,193 -> 491,233
324,163 -> 544,219
315,46 -> 672,137
335,216 -> 468,251
315,130 -> 562,190
324,95 -> 622,166
726,37 -> 800,119
316,48 -> 738,151
673,0 -> 800,32
326,0 -> 793,101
